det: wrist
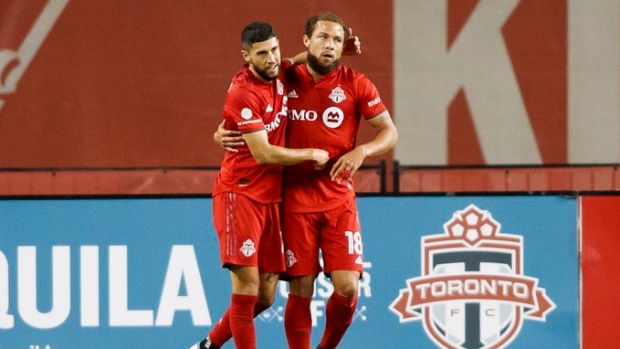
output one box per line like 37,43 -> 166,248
308,149 -> 318,161
358,145 -> 369,157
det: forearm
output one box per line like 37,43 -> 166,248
287,51 -> 308,65
251,144 -> 318,166
356,123 -> 398,158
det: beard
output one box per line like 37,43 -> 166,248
254,64 -> 279,81
307,52 -> 340,76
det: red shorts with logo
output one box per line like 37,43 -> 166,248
212,192 -> 285,273
282,197 -> 363,277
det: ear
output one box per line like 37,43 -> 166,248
303,35 -> 310,48
241,49 -> 251,62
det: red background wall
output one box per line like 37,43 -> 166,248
0,0 -> 393,169
581,196 -> 620,349
2,1 -> 619,195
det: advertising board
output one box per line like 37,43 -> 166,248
0,196 -> 577,348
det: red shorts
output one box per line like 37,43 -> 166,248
282,197 -> 363,277
212,192 -> 285,273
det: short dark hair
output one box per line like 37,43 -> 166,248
241,22 -> 276,50
304,12 -> 349,40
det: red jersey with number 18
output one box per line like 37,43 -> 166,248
213,60 -> 292,204
283,64 -> 387,212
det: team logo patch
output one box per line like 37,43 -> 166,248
328,86 -> 347,103
390,205 -> 555,349
285,249 -> 297,267
277,79 -> 284,95
322,107 -> 344,129
239,239 -> 256,257
241,107 -> 253,120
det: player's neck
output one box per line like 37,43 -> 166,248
305,64 -> 324,83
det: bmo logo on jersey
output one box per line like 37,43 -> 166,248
288,107 -> 345,129
389,205 -> 555,349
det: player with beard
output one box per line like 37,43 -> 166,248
189,21 -> 330,349
281,12 -> 398,349
210,14 -> 382,348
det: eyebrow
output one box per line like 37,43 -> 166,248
255,44 -> 278,55
315,30 -> 343,39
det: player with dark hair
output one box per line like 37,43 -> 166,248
281,12 -> 398,349
189,21 -> 330,349
209,14 -> 371,348
215,12 -> 396,349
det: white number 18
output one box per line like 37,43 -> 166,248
344,230 -> 363,255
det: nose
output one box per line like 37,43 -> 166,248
267,51 -> 277,62
325,38 -> 335,50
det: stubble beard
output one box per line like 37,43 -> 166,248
255,64 -> 279,82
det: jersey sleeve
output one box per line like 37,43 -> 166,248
223,86 -> 266,133
355,74 -> 388,120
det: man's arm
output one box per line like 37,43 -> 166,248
214,120 -> 244,152
330,111 -> 398,183
287,51 -> 308,65
244,129 -> 329,169
213,121 -> 328,168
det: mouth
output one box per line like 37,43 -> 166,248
321,52 -> 335,61
266,64 -> 279,75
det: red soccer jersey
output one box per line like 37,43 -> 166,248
283,64 -> 387,212
213,60 -> 292,203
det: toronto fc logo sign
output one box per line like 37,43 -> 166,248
389,205 -> 555,349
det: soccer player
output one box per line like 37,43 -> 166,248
189,21 -> 330,349
215,12 -> 397,349
281,12 -> 398,349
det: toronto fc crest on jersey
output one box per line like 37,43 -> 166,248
389,205 -> 555,349
328,86 -> 346,103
